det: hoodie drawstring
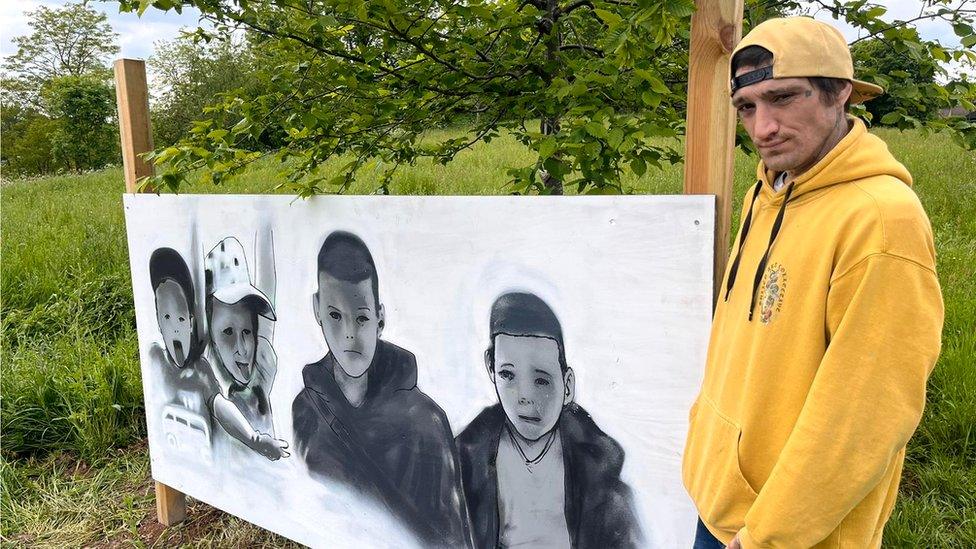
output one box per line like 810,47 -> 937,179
724,180 -> 763,303
748,181 -> 796,321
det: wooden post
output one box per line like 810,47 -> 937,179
115,59 -> 156,193
114,58 -> 187,526
683,0 -> 744,303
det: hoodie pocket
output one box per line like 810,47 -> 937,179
683,396 -> 758,531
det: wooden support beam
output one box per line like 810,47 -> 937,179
683,0 -> 744,304
114,59 -> 155,193
154,480 -> 187,526
115,58 -> 186,526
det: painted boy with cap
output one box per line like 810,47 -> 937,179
205,236 -> 289,461
683,17 -> 943,549
456,291 -> 642,549
148,247 -> 216,425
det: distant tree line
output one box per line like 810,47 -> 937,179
2,3 -> 121,177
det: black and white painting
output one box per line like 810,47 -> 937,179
125,194 -> 714,548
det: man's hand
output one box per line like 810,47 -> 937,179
726,531 -> 742,549
253,432 -> 290,460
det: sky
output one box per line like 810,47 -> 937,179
0,0 -> 969,66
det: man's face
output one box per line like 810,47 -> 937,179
490,334 -> 573,442
314,273 -> 382,378
154,279 -> 194,368
732,67 -> 850,174
210,299 -> 257,384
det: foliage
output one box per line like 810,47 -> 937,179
41,75 -> 121,173
851,38 -> 940,124
149,34 -> 265,147
117,0 -> 976,195
2,2 -> 119,111
1,105 -> 58,177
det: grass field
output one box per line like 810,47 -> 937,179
1,126 -> 974,547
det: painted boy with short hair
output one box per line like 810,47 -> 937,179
291,230 -> 468,547
456,291 -> 643,549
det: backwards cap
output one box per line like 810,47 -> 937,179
730,16 -> 883,104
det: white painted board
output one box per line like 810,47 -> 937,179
123,194 -> 714,548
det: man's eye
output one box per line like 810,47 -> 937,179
222,327 -> 233,336
736,104 -> 754,114
535,378 -> 551,386
499,371 -> 514,381
773,93 -> 794,103
357,315 -> 369,324
329,311 -> 341,320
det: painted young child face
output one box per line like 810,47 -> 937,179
314,273 -> 383,378
491,334 -> 571,441
154,279 -> 194,368
210,299 -> 257,384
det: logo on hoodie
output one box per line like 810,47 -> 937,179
759,263 -> 787,325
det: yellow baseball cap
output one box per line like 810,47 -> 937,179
730,16 -> 884,104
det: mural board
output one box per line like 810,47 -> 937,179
124,194 -> 714,548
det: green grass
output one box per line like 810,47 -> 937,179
1,126 -> 973,546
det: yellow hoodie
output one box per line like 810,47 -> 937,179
683,118 -> 943,548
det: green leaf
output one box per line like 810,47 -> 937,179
630,157 -> 646,177
593,9 -> 624,29
538,137 -> 557,160
880,112 -> 901,125
585,121 -> 607,139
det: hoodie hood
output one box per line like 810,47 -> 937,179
755,117 -> 912,206
725,117 -> 912,321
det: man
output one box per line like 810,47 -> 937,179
683,17 -> 944,549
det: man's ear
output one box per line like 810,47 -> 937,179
563,367 -> 575,405
377,302 -> 386,338
312,291 -> 320,325
839,81 -> 853,108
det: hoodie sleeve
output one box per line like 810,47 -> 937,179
740,252 -> 943,548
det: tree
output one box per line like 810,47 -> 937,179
2,3 -> 119,110
1,105 -> 58,176
118,0 -> 976,195
851,37 -> 940,125
43,75 -> 120,173
149,34 -> 263,147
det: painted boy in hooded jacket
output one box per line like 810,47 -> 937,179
291,231 -> 468,548
456,291 -> 643,549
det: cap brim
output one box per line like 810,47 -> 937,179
850,79 -> 884,104
211,284 -> 277,321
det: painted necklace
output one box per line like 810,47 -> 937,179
505,424 -> 557,465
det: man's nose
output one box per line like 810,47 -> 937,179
753,104 -> 779,141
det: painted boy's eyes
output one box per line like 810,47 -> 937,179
242,328 -> 252,336
164,314 -> 170,319
222,327 -> 234,336
535,378 -> 550,386
178,316 -> 185,322
356,315 -> 370,324
329,311 -> 341,321
498,370 -> 515,381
